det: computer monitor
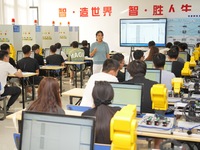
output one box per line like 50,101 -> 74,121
145,61 -> 154,68
110,82 -> 143,113
20,111 -> 95,150
61,46 -> 72,56
164,61 -> 172,72
44,48 -> 61,58
179,51 -> 188,62
16,51 -> 34,62
145,68 -> 161,83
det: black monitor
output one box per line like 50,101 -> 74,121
120,18 -> 167,47
44,48 -> 61,58
61,46 -> 72,56
110,82 -> 143,114
164,61 -> 172,72
179,51 -> 188,62
145,61 -> 154,69
19,111 -> 95,150
125,68 -> 161,83
16,51 -> 34,62
145,68 -> 161,83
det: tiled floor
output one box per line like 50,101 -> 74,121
0,76 -> 151,150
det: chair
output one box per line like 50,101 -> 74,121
13,133 -> 20,149
66,104 -> 91,112
94,143 -> 111,150
0,95 -> 7,120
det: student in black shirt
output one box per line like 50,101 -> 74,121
81,40 -> 90,57
0,43 -> 17,68
112,53 -> 125,82
32,44 -> 44,66
167,46 -> 184,77
46,45 -> 64,66
17,45 -> 42,85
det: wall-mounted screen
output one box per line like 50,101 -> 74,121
120,18 -> 167,47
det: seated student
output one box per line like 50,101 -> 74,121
27,77 -> 65,114
133,50 -> 144,61
144,40 -> 156,58
167,46 -> 184,77
153,53 -> 175,90
123,60 -> 157,113
145,46 -> 159,61
80,59 -> 119,107
159,42 -> 173,54
0,51 -> 22,111
80,40 -> 90,57
178,42 -> 191,61
46,45 -> 65,66
55,42 -> 67,61
112,53 -> 125,82
32,44 -> 44,66
68,41 -> 85,84
82,81 -> 121,144
1,43 -> 16,68
17,45 -> 42,85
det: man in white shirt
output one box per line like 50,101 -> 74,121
0,51 -> 23,111
80,59 -> 119,107
153,53 -> 175,90
55,42 -> 67,61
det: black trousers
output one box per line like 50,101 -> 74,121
1,86 -> 21,108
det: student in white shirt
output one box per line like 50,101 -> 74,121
153,53 -> 175,90
0,51 -> 23,111
80,59 -> 119,107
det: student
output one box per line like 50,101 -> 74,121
55,42 -> 67,61
81,40 -> 90,57
82,81 -> 121,144
0,51 -> 22,111
167,46 -> 184,77
27,77 -> 65,114
178,42 -> 190,61
90,30 -> 110,74
80,59 -> 119,107
46,45 -> 65,66
145,46 -> 159,61
0,43 -> 16,68
124,60 -> 157,113
68,41 -> 85,84
17,45 -> 42,85
144,40 -> 156,58
112,53 -> 125,82
153,53 -> 175,90
160,42 -> 173,54
32,44 -> 44,66
133,50 -> 144,61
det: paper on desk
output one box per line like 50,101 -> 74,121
22,72 -> 35,75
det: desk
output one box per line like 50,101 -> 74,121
64,61 -> 86,88
62,88 -> 84,104
40,66 -> 65,95
9,72 -> 38,109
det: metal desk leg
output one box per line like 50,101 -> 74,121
74,65 -> 77,88
60,69 -> 62,96
70,96 -> 73,104
80,64 -> 83,88
22,78 -> 25,109
32,77 -> 35,100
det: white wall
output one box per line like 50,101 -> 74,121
1,0 -> 200,56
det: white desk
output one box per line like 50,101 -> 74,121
62,88 -> 84,104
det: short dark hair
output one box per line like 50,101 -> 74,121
50,45 -> 57,53
102,59 -> 119,73
148,41 -> 156,47
173,41 -> 181,46
178,43 -> 188,51
1,43 -> 10,51
196,42 -> 200,48
55,43 -> 61,49
167,46 -> 179,59
96,30 -> 104,36
112,53 -> 124,62
32,44 -> 40,51
82,40 -> 88,47
71,41 -> 79,48
133,50 -> 144,60
22,45 -> 31,54
0,51 -> 8,60
127,60 -> 146,77
166,42 -> 173,48
153,53 -> 166,68
93,81 -> 114,107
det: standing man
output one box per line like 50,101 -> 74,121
0,51 -> 22,111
